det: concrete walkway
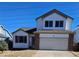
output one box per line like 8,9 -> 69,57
33,50 -> 75,57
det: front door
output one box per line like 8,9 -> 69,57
30,36 -> 35,48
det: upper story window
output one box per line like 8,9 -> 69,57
55,21 -> 64,27
45,21 -> 53,27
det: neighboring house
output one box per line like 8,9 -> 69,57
12,9 -> 74,50
73,25 -> 79,50
12,28 -> 36,48
0,25 -> 12,41
34,9 -> 74,50
74,25 -> 79,44
0,25 -> 13,49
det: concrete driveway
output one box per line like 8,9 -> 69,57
33,50 -> 76,57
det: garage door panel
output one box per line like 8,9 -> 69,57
39,37 -> 68,50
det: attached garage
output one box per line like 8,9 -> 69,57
34,31 -> 74,50
39,34 -> 69,50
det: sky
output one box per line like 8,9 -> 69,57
0,2 -> 79,32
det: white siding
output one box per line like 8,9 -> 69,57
0,26 -> 5,37
74,29 -> 79,43
36,13 -> 72,31
66,18 -> 72,30
0,38 -> 5,41
0,25 -> 12,41
13,30 -> 29,48
39,34 -> 69,50
43,13 -> 66,20
0,26 -> 8,41
43,13 -> 66,30
36,18 -> 43,31
40,34 -> 69,38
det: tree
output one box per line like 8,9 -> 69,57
0,40 -> 8,53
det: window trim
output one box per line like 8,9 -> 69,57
15,36 -> 27,43
55,20 -> 64,27
44,20 -> 53,28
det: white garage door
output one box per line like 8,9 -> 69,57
39,34 -> 68,50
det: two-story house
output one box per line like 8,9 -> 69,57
12,9 -> 74,50
34,9 -> 74,50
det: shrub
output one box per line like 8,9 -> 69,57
5,38 -> 13,50
0,40 -> 8,52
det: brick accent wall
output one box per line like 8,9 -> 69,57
68,33 -> 74,50
34,33 -> 39,49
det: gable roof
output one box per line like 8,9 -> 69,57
12,28 -> 36,34
0,25 -> 12,38
36,9 -> 73,20
74,25 -> 79,32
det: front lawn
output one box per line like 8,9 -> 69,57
0,50 -> 37,57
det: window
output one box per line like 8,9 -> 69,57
45,21 -> 48,27
60,21 -> 63,27
55,21 -> 59,27
45,21 -> 53,27
15,36 -> 27,43
55,21 -> 64,27
49,21 -> 53,27
15,36 -> 18,43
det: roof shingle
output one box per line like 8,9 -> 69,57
36,9 -> 73,20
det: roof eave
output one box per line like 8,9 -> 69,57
35,9 -> 73,21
